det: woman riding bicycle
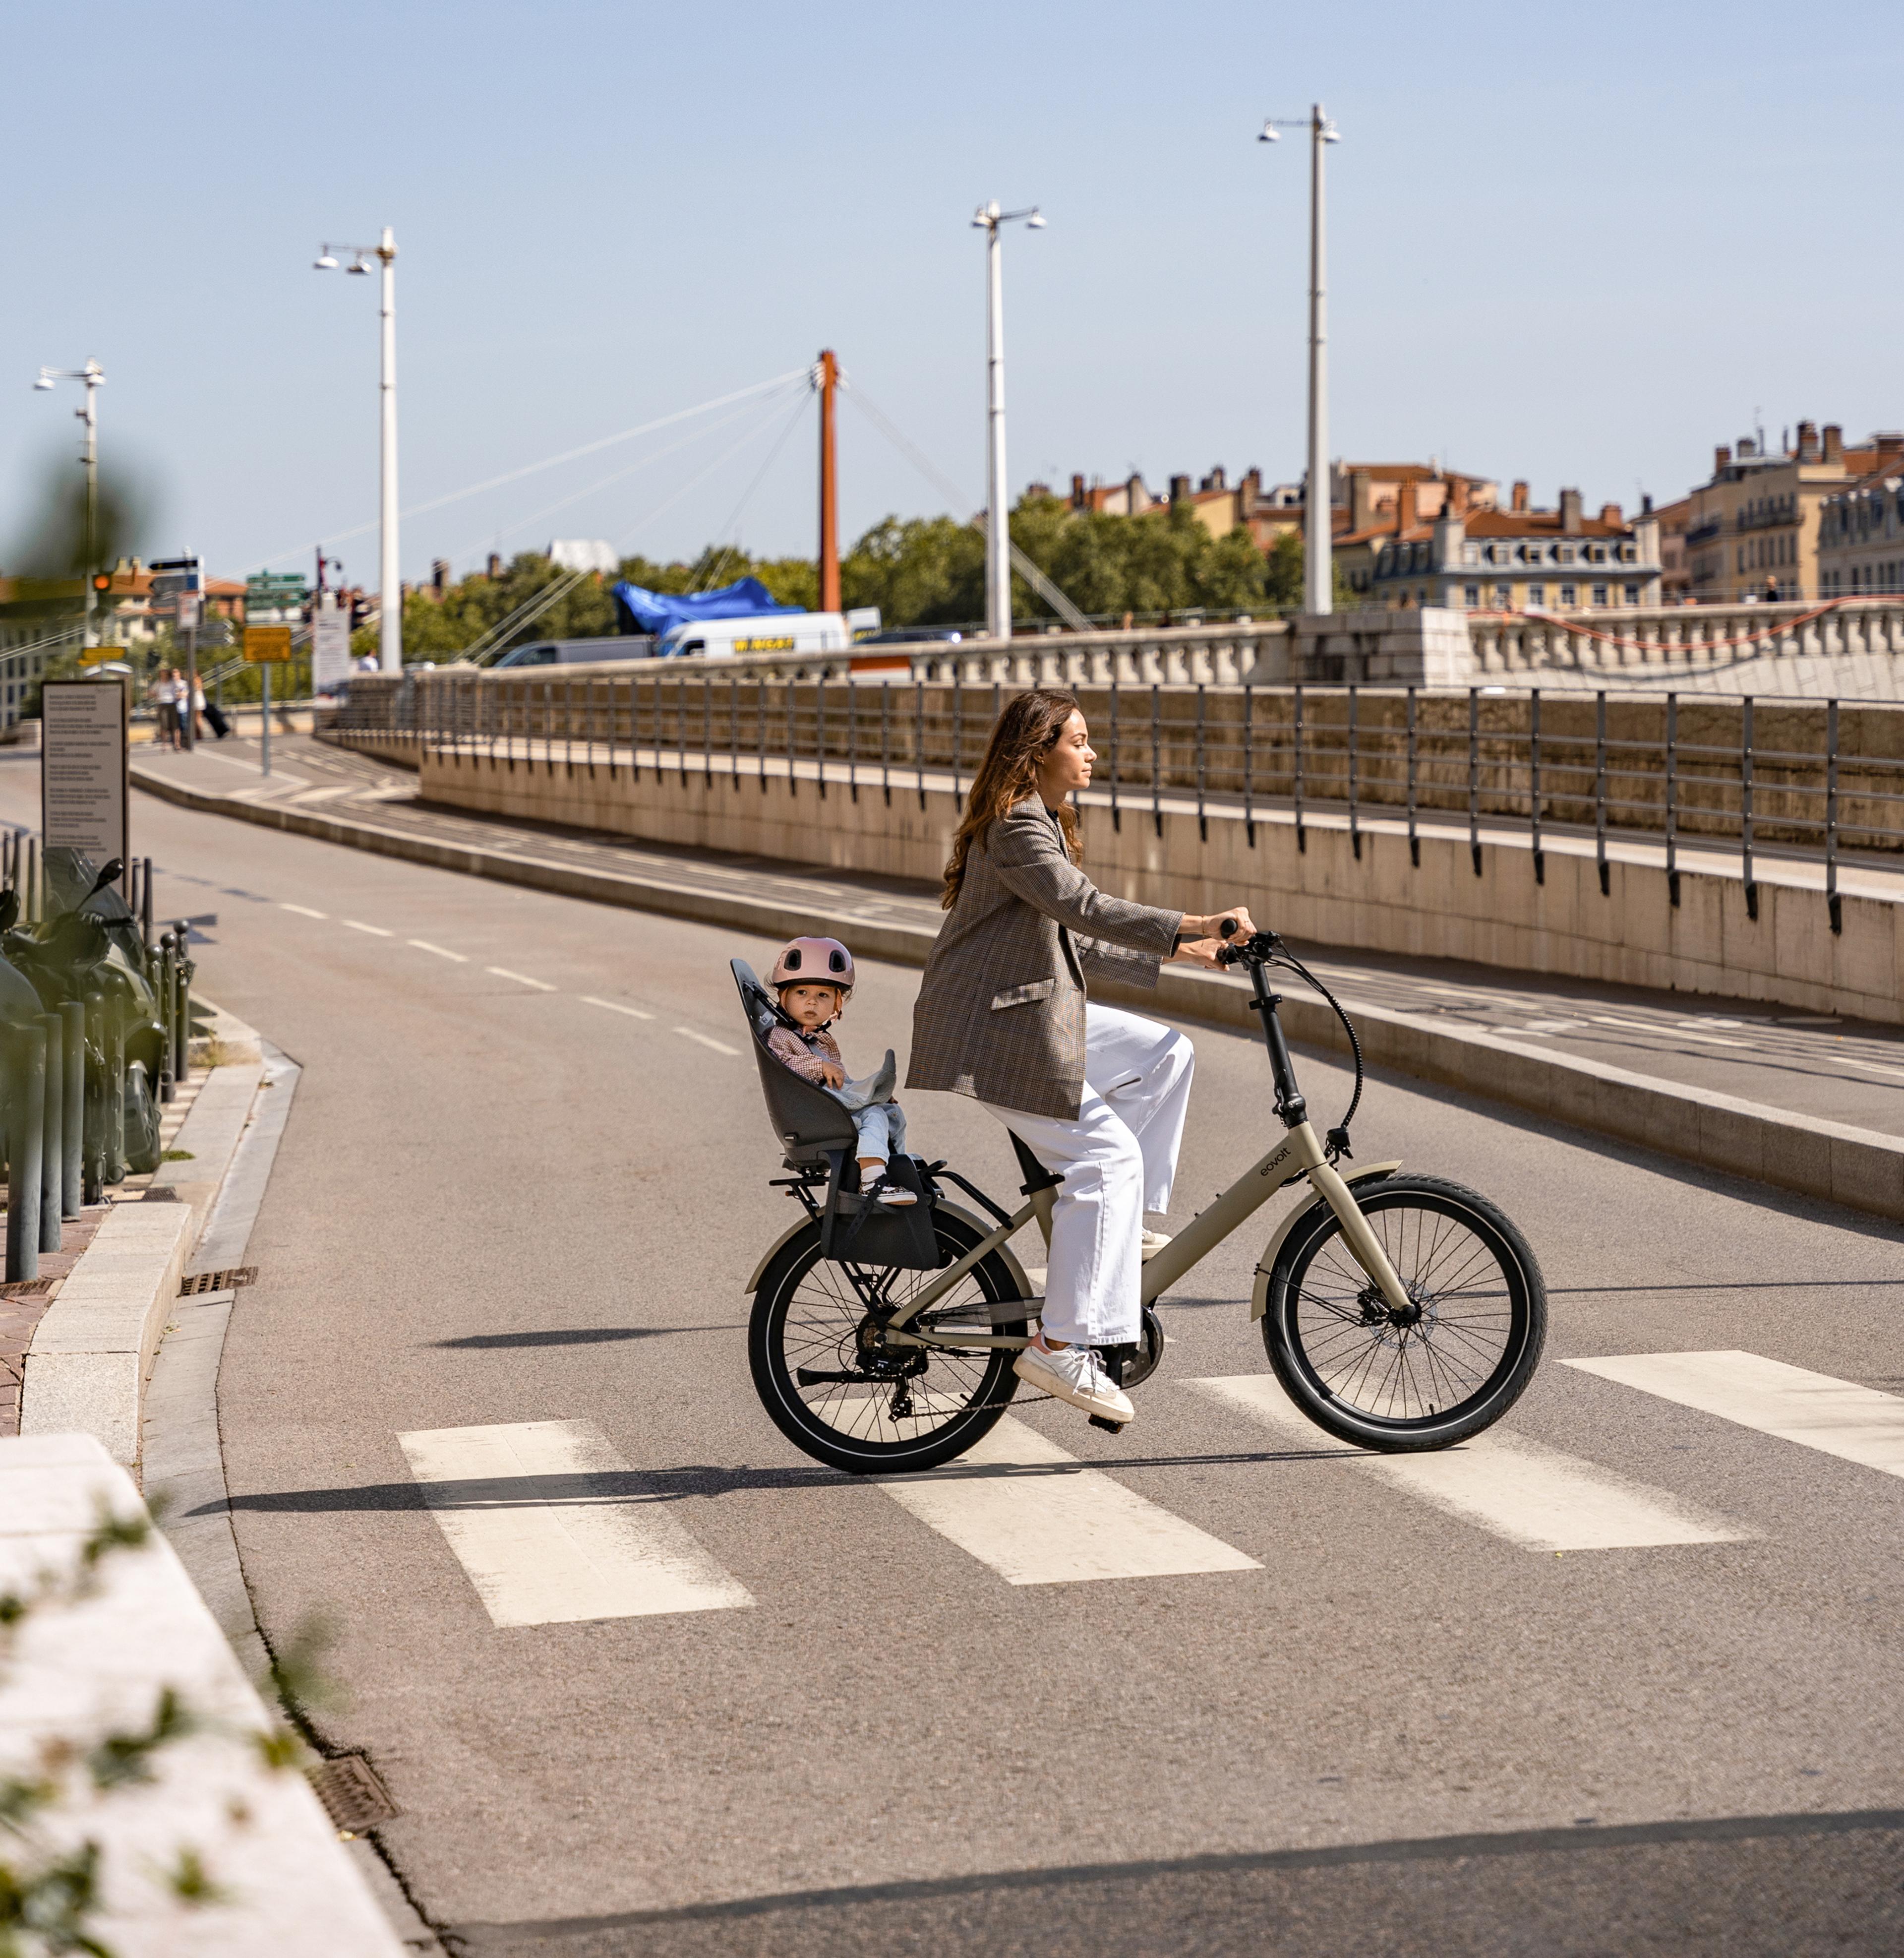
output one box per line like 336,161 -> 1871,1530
907,687 -> 1254,1428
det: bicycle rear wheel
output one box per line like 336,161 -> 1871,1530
1261,1173 -> 1545,1452
749,1208 -> 1027,1474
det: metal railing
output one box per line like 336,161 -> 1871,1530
0,854 -> 198,1282
323,671 -> 1904,931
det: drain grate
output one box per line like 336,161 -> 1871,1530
0,1277 -> 53,1300
306,1752 -> 401,1833
178,1267 -> 257,1295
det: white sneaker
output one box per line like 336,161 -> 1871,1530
1140,1230 -> 1172,1260
1013,1338 -> 1135,1422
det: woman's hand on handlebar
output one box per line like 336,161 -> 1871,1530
1172,908 -> 1258,969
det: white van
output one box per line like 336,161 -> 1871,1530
658,613 -> 852,660
491,635 -> 658,669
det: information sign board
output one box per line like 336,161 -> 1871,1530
310,597 -> 351,692
41,681 -> 128,886
176,592 -> 201,632
243,625 -> 294,663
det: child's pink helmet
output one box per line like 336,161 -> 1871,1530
771,936 -> 855,992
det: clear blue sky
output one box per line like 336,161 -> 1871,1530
5,0 -> 1899,588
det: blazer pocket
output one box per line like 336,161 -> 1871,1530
990,979 -> 1056,1011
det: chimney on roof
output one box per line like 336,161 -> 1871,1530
1642,492 -> 1654,515
1200,465 -> 1226,492
1797,420 -> 1819,462
1874,432 -> 1904,461
1600,502 -> 1623,528
430,558 -> 450,595
1714,444 -> 1731,474
1397,479 -> 1420,533
486,552 -> 503,580
1559,488 -> 1584,533
1350,470 -> 1376,533
1169,474 -> 1190,503
1448,477 -> 1470,516
1823,424 -> 1844,463
1070,473 -> 1086,509
1511,479 -> 1530,514
1242,466 -> 1261,498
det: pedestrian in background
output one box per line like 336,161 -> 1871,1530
150,668 -> 180,750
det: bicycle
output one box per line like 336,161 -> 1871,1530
738,932 -> 1547,1476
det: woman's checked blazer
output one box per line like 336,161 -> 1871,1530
905,796 -> 1183,1121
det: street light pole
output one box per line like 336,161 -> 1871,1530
972,200 -> 1045,642
314,231 -> 401,673
34,360 -> 106,646
1259,105 -> 1341,615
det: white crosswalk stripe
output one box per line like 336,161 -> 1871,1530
1562,1349 -> 1904,1481
398,1420 -> 753,1627
1188,1375 -> 1748,1552
877,1412 -> 1260,1585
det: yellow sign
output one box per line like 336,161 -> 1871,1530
732,635 -> 795,654
243,624 -> 294,663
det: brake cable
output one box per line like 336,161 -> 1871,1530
1264,943 -> 1364,1165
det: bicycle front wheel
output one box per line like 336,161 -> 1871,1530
1261,1173 -> 1546,1452
750,1208 -> 1027,1474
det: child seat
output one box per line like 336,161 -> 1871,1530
731,959 -> 941,1270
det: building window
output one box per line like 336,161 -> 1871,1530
1557,546 -> 1575,565
1624,584 -> 1640,605
1464,584 -> 1480,607
1528,583 -> 1546,608
1560,583 -> 1577,607
1591,584 -> 1608,606
1462,544 -> 1479,566
1494,583 -> 1511,608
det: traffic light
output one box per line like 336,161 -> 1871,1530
91,573 -> 111,593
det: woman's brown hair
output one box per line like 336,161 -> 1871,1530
941,687 -> 1082,909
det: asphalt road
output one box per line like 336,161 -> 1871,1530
13,766 -> 1904,1954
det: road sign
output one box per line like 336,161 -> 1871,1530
151,571 -> 201,599
177,592 -> 201,632
244,624 -> 294,663
246,574 -> 308,600
310,597 -> 351,691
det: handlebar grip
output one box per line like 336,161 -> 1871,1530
1219,917 -> 1237,938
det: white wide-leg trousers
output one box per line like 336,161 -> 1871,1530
980,1004 -> 1195,1347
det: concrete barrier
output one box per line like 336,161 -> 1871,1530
0,1432 -> 405,1955
416,744 -> 1904,1025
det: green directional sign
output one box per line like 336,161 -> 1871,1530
246,574 -> 308,602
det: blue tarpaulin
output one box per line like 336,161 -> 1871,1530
610,577 -> 800,639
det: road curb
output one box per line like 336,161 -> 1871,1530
134,765 -> 1904,1227
19,1001 -> 270,1473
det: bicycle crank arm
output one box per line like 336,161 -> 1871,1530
795,1367 -> 898,1387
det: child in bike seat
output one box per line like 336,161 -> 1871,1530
765,936 -> 915,1206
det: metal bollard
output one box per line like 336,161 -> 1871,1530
38,1013 -> 61,1254
140,858 -> 154,947
6,1023 -> 46,1283
61,1000 -> 84,1218
174,921 -> 193,1085
158,933 -> 177,1104
83,993 -> 106,1207
104,1009 -> 125,1186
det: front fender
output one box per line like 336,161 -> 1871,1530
1250,1161 -> 1403,1321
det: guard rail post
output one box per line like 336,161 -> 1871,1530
1665,692 -> 1680,908
1741,696 -> 1758,920
1194,683 -> 1208,843
37,1012 -> 61,1255
1594,691 -> 1609,897
1530,686 -> 1544,886
1347,684 -> 1361,861
913,678 -> 925,812
1109,680 -> 1122,833
82,992 -> 105,1207
1405,685 -> 1418,868
60,999 -> 84,1219
1149,686 -> 1162,840
1467,686 -> 1482,877
5,1022 -> 46,1282
103,1011 -> 125,1187
815,676 -> 827,799
1241,681 -> 1254,848
1827,696 -> 1842,934
1293,683 -> 1307,852
879,684 -> 891,807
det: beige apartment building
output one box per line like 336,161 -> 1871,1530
1816,471 -> 1904,596
1685,422 -> 1904,601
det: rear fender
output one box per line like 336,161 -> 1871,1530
1250,1162 -> 1403,1321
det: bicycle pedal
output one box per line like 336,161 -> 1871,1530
1087,1414 -> 1126,1434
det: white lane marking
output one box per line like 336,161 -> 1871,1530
280,903 -> 328,919
582,995 -> 656,1020
398,1420 -> 753,1627
1562,1350 -> 1904,1481
486,966 -> 556,991
673,1027 -> 739,1055
878,1413 -> 1260,1586
1588,1015 -> 1751,1048
1189,1376 -> 1748,1551
409,939 -> 469,962
343,919 -> 393,937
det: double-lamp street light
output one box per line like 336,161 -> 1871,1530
33,358 -> 106,648
313,229 -> 401,672
1260,104 -> 1341,616
972,200 -> 1045,643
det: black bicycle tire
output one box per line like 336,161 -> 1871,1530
749,1211 -> 1026,1474
1261,1173 -> 1546,1452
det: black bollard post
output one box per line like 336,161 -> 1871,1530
24,836 -> 36,925
140,858 -> 154,948
37,1013 -> 61,1255
82,994 -> 105,1207
173,921 -> 192,1085
158,933 -> 177,1104
103,1010 -> 125,1187
60,1000 -> 84,1219
6,1023 -> 45,1283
